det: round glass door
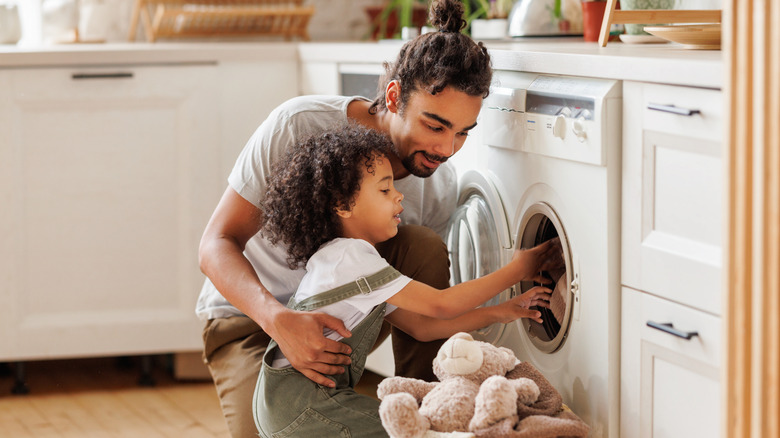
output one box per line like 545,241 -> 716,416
515,202 -> 573,354
447,192 -> 510,344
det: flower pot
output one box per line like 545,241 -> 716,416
365,5 -> 428,40
581,1 -> 606,42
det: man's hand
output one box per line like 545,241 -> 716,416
270,309 -> 353,388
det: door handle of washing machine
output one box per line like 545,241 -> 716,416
647,103 -> 701,117
646,321 -> 699,340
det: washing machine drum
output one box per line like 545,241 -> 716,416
516,202 -> 574,354
447,193 -> 511,344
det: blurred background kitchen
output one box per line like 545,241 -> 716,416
3,0 -> 720,46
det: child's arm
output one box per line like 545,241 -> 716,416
385,286 -> 552,342
386,238 -> 562,320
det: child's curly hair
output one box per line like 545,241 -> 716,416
261,124 -> 394,269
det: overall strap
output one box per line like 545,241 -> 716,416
289,266 -> 401,311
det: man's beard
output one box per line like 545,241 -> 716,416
400,151 -> 449,178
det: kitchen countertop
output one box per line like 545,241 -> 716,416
300,39 -> 723,89
0,42 -> 299,67
486,38 -> 722,89
0,39 -> 722,89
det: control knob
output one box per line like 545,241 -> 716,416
572,109 -> 591,142
552,107 -> 571,139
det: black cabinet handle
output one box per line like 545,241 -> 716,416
72,72 -> 134,80
646,321 -> 699,340
647,103 -> 701,116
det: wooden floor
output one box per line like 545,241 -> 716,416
0,357 -> 383,438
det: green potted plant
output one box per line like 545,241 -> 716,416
365,0 -> 429,40
468,0 -> 513,39
368,0 -> 504,40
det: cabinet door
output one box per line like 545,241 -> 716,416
0,65 -> 220,360
620,287 -> 721,438
621,82 -> 723,315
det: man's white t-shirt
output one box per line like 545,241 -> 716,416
271,238 -> 412,368
195,95 -> 457,321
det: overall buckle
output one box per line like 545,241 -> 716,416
356,277 -> 372,295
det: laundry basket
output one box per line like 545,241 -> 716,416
128,0 -> 315,42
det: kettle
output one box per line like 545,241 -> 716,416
0,3 -> 21,44
508,0 -> 583,37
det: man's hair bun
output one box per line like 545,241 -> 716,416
428,0 -> 466,33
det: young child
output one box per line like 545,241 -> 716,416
253,124 -> 561,437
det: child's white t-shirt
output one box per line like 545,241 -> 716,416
271,238 -> 412,368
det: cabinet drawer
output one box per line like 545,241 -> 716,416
620,287 -> 721,438
622,81 -> 723,315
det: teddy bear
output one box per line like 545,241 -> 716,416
377,332 -> 540,438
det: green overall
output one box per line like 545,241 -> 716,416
253,266 -> 401,438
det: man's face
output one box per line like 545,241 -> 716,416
388,84 -> 483,178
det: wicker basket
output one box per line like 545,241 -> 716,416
128,0 -> 315,42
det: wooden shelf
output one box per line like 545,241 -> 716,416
129,0 -> 315,42
598,0 -> 720,47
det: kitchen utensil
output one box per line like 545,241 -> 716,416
643,23 -> 721,49
597,0 -> 720,47
620,0 -> 675,35
618,33 -> 667,43
508,0 -> 583,37
128,0 -> 315,42
0,3 -> 21,44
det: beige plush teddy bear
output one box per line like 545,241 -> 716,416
377,332 -> 540,438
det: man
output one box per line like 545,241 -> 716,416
197,1 -> 493,436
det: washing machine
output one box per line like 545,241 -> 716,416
447,71 -> 621,437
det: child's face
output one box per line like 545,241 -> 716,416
338,156 -> 404,246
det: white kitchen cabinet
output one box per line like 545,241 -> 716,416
620,287 -> 721,438
0,57 -> 298,362
621,81 -> 723,315
620,81 -> 723,438
0,64 -> 221,360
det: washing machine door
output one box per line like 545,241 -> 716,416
515,201 -> 575,354
447,170 -> 513,344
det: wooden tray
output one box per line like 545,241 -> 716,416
129,0 -> 315,42
597,0 -> 720,47
644,23 -> 721,50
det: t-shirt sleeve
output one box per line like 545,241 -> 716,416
322,240 -> 412,314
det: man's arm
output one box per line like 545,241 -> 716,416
198,187 -> 352,387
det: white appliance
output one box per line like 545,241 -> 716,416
448,71 -> 621,437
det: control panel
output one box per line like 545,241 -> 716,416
524,75 -> 620,166
484,72 -> 621,167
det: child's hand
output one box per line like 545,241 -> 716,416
496,286 -> 551,324
511,237 -> 565,283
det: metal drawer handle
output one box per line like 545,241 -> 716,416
72,72 -> 134,80
646,321 -> 699,340
647,103 -> 701,116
